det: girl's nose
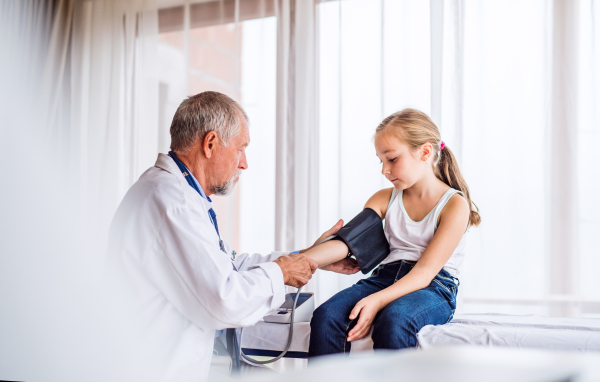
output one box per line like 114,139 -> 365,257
381,164 -> 391,176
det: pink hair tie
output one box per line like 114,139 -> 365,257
440,141 -> 446,150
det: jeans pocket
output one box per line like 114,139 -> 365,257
394,260 -> 415,282
370,264 -> 382,278
435,269 -> 458,291
433,277 -> 458,305
433,279 -> 452,295
435,272 -> 456,285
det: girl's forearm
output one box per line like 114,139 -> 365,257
301,240 -> 349,268
373,267 -> 432,307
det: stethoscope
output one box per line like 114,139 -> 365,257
168,151 -> 228,256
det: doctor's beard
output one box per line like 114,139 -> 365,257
213,169 -> 242,196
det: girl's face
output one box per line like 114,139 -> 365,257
374,132 -> 426,190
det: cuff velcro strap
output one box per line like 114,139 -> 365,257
331,208 -> 390,274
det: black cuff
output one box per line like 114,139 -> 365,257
331,208 -> 390,274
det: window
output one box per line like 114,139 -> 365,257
158,2 -> 277,255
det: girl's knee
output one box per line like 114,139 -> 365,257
371,310 -> 418,349
310,300 -> 343,332
310,303 -> 327,329
311,298 -> 358,338
309,300 -> 353,357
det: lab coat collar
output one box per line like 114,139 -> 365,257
155,152 -> 185,179
155,153 -> 214,209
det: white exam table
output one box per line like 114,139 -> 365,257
241,314 -> 600,358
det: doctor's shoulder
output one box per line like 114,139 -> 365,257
131,166 -> 189,210
364,187 -> 394,219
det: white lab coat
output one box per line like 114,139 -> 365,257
104,153 -> 287,381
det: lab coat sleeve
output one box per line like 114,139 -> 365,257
233,251 -> 289,271
145,206 -> 286,330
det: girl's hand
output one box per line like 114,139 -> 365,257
347,294 -> 385,341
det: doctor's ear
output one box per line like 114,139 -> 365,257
203,131 -> 220,158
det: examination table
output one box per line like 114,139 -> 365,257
241,313 -> 600,358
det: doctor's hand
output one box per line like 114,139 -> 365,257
274,254 -> 319,288
320,257 -> 360,275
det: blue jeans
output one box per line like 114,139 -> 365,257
308,260 -> 458,357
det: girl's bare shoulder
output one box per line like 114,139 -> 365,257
444,192 -> 469,214
438,192 -> 470,229
364,187 -> 395,218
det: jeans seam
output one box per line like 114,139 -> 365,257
433,279 -> 458,306
433,279 -> 452,294
343,319 -> 355,354
446,309 -> 455,324
394,260 -> 414,282
394,263 -> 403,282
436,274 -> 455,283
436,272 -> 460,288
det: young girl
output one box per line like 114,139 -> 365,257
306,108 -> 481,356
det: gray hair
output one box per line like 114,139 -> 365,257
170,91 -> 248,153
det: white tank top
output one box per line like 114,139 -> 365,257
380,188 -> 467,278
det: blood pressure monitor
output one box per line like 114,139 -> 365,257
263,292 -> 315,324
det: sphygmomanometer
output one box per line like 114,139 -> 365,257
319,207 -> 390,274
240,208 -> 389,365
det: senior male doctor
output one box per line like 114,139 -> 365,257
105,91 -> 356,381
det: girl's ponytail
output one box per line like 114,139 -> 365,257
434,144 -> 481,227
376,108 -> 481,227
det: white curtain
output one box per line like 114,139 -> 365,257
70,0 -> 159,262
0,1 -> 160,380
458,0 -> 600,317
274,0 -> 320,296
0,0 -> 74,167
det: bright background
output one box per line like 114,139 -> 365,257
2,6 -> 600,380
1,0 -> 600,380
154,0 -> 600,316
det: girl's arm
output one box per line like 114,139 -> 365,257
300,188 -> 394,269
301,239 -> 350,268
364,188 -> 394,218
347,193 -> 470,341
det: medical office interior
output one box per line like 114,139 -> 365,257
1,0 -> 600,381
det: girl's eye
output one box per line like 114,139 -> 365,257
379,157 -> 397,164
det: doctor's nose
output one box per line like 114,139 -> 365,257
239,151 -> 248,170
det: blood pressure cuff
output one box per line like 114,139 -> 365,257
331,208 -> 390,274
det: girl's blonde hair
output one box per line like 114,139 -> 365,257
375,108 -> 481,227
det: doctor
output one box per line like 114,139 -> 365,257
105,91 -> 352,381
